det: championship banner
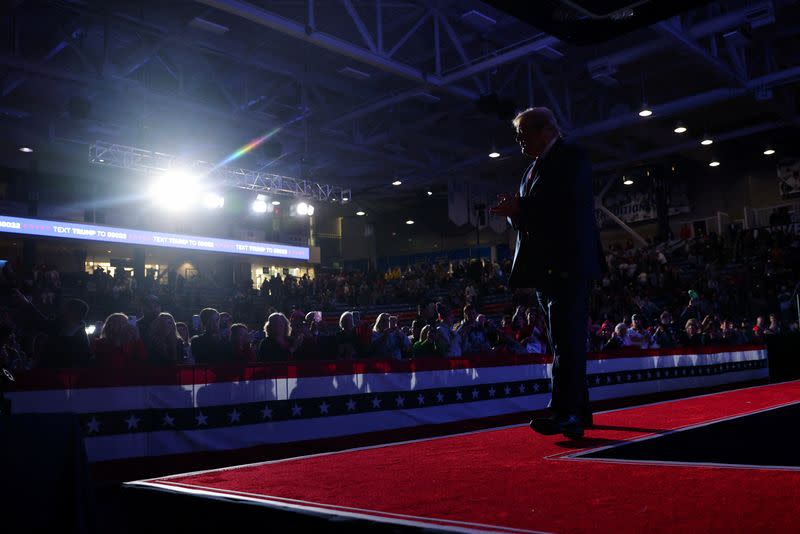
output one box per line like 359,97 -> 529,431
8,346 -> 767,465
778,158 -> 800,198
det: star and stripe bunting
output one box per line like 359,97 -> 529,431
74,359 -> 766,438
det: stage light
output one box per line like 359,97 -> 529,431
85,324 -> 97,336
19,147 -> 33,153
392,180 -> 402,186
149,169 -> 199,211
252,194 -> 268,213
489,151 -> 500,158
623,177 -> 634,186
296,202 -> 315,216
763,148 -> 776,156
272,200 -> 281,205
700,136 -> 713,146
356,211 -> 366,216
709,160 -> 720,167
405,220 -> 414,225
673,123 -> 687,134
203,193 -> 225,209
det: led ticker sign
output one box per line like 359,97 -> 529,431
0,215 -> 310,260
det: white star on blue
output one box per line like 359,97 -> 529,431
124,414 -> 140,430
195,412 -> 208,426
87,416 -> 101,434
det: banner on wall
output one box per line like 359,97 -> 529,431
595,182 -> 690,228
777,158 -> 800,198
8,346 -> 767,465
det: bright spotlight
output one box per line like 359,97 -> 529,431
252,195 -> 268,213
149,169 -> 199,211
296,202 -> 309,215
85,324 -> 97,336
307,205 -> 315,216
203,193 -> 225,209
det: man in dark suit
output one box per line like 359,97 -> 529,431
190,307 -> 230,364
490,107 -> 604,439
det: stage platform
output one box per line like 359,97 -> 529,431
126,380 -> 800,533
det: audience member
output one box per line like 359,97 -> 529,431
191,308 -> 228,363
92,313 -> 146,368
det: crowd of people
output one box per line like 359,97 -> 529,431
0,225 -> 797,371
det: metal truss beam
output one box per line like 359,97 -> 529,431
342,0 -> 377,53
587,3 -> 771,76
398,64 -> 800,185
0,53 -> 428,170
194,0 -> 478,100
88,141 -> 352,203
655,20 -> 744,87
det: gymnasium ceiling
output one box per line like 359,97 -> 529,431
1,0 -> 799,219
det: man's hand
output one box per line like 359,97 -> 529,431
489,193 -> 521,218
489,193 -> 519,217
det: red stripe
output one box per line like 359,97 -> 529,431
11,345 -> 765,391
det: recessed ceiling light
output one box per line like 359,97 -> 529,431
488,151 -> 500,158
405,220 -> 414,225
709,160 -> 720,167
763,148 -> 776,156
700,137 -> 713,146
392,180 -> 402,186
19,147 -> 33,153
356,211 -> 365,216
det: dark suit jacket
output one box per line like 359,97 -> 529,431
507,137 -> 604,290
190,333 -> 230,364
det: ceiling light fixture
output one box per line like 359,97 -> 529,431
19,147 -> 33,153
763,148 -> 776,156
356,211 -> 366,216
638,103 -> 652,118
673,123 -> 687,134
427,191 -> 433,196
700,136 -> 714,146
489,151 -> 500,158
623,176 -> 634,186
709,160 -> 720,167
405,220 -> 414,225
272,200 -> 281,205
392,180 -> 402,186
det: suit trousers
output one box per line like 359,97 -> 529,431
536,279 -> 590,418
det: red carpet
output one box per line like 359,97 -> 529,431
133,381 -> 800,533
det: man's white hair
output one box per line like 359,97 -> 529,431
512,107 -> 562,135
